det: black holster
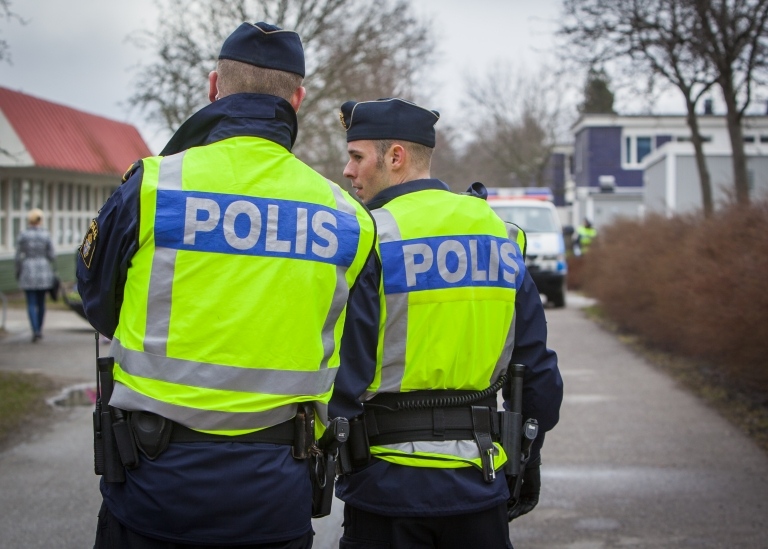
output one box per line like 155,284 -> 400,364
94,357 -> 139,483
311,417 -> 350,518
130,411 -> 172,460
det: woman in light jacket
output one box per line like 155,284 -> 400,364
15,208 -> 55,342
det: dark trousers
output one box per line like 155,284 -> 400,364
25,289 -> 46,336
339,503 -> 513,549
94,502 -> 314,549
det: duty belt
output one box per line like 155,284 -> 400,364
347,392 -> 501,482
364,403 -> 500,445
128,410 -> 305,461
169,419 -> 295,445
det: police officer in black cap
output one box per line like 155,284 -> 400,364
77,22 -> 376,548
329,98 -> 563,548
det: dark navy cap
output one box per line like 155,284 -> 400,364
219,22 -> 305,77
339,98 -> 440,147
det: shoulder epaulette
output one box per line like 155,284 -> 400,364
121,160 -> 143,183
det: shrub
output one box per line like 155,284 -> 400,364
581,201 -> 768,393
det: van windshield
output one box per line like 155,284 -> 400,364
491,206 -> 559,233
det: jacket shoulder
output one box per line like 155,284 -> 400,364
121,160 -> 144,183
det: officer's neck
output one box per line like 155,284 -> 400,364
392,168 -> 431,186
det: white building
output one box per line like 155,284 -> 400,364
0,86 -> 152,291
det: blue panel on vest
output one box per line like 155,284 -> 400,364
380,235 -> 522,294
155,190 -> 360,266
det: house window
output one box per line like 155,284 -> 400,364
744,135 -> 756,143
760,135 -> 768,143
636,137 -> 652,163
623,134 -> 655,166
625,136 -> 631,164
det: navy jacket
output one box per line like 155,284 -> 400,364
329,178 -> 563,517
76,94 -> 363,544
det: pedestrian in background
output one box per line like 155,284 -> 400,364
574,218 -> 597,256
15,208 -> 55,342
76,22 -> 375,548
330,98 -> 563,548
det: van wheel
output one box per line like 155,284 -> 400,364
550,290 -> 566,308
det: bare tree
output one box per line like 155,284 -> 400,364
0,0 -> 24,63
460,63 -> 564,189
559,0 -> 719,216
127,0 -> 435,180
689,0 -> 768,206
430,124 -> 478,193
0,0 -> 23,159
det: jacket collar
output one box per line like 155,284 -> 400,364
160,93 -> 298,156
366,178 -> 450,210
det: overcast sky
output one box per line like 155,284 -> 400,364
1,0 -> 689,156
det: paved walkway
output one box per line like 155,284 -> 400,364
1,296 -> 767,548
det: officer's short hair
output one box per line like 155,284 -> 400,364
374,139 -> 433,172
216,59 -> 302,102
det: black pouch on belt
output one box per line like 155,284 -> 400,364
347,414 -> 371,468
130,411 -> 173,460
292,403 -> 315,459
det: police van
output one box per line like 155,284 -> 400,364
488,197 -> 567,308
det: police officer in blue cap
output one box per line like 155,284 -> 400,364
77,22 -> 376,548
329,98 -> 563,548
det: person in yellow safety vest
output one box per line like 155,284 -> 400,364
76,22 -> 376,548
575,218 -> 597,255
329,98 -> 563,549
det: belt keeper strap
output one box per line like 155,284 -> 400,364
433,407 -> 445,438
364,409 -> 380,438
472,405 -> 497,483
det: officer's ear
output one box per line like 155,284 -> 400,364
208,71 -> 219,103
289,86 -> 307,113
389,143 -> 406,169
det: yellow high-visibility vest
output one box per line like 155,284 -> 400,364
366,189 -> 525,471
109,136 -> 375,435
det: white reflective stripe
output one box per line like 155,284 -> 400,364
320,265 -> 350,370
325,179 -> 357,216
109,383 -> 299,432
371,208 -> 400,244
367,208 -> 409,396
497,223 -> 520,375
377,292 -> 408,393
158,151 -> 185,191
495,312 -> 516,378
144,152 -> 186,355
318,180 -> 357,369
505,223 -> 524,253
374,440 -> 482,461
144,247 -> 176,355
112,337 -> 339,394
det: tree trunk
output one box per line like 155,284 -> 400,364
720,77 -> 751,206
685,100 -> 714,217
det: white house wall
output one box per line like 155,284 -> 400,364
0,109 -> 34,167
643,143 -> 768,215
643,156 -> 668,214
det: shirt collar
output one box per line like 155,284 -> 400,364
366,178 -> 450,210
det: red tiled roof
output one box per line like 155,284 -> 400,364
0,86 -> 152,176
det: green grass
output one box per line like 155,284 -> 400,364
0,371 -> 56,448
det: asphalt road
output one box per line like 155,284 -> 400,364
1,294 -> 766,549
